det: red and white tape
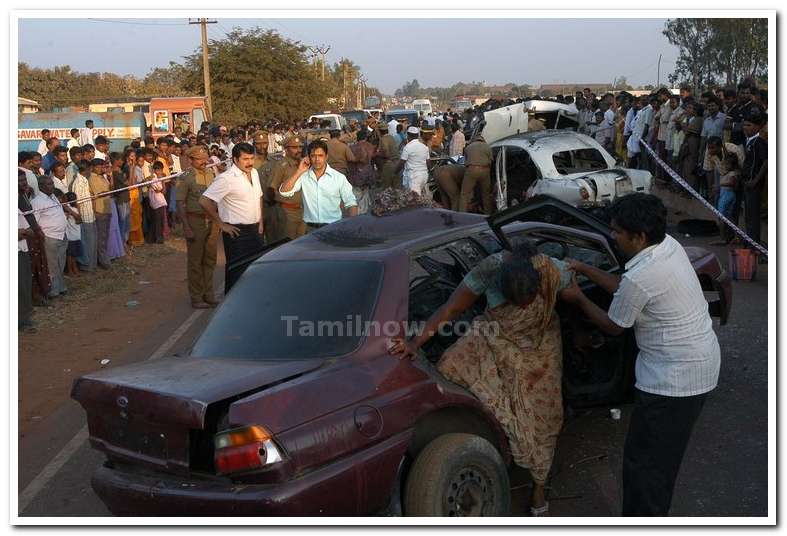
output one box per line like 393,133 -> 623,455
637,136 -> 768,257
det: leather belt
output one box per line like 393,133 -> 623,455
279,202 -> 302,210
306,222 -> 327,229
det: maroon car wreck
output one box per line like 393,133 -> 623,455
71,196 -> 732,517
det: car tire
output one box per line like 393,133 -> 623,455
403,433 -> 510,517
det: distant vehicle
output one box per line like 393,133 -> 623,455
340,110 -> 370,125
308,113 -> 347,131
449,98 -> 473,113
364,109 -> 384,119
412,98 -> 433,115
364,95 -> 381,109
18,112 -> 147,153
384,109 -> 420,128
149,97 -> 211,141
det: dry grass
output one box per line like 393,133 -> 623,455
32,237 -> 184,330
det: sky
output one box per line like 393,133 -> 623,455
18,17 -> 680,94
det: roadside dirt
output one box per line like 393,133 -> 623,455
18,237 -> 191,438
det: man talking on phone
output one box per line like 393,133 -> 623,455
199,142 -> 264,293
279,139 -> 358,232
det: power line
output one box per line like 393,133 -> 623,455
86,18 -> 188,27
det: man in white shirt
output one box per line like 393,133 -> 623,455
30,176 -> 69,298
37,129 -> 51,157
560,193 -> 719,516
93,135 -> 109,161
66,128 -> 81,153
79,120 -> 95,147
394,127 -> 432,196
279,139 -> 358,232
388,117 -> 399,136
200,142 -> 265,293
18,152 -> 40,196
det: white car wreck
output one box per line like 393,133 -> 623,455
491,129 -> 653,210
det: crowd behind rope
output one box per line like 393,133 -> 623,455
17,77 -> 767,332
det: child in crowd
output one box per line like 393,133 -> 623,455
716,152 -> 741,244
147,161 -> 168,244
62,191 -> 82,276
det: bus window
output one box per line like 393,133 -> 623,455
153,111 -> 170,133
173,112 -> 191,133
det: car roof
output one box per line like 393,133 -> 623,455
260,209 -> 488,264
493,129 -> 597,148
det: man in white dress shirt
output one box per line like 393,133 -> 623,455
79,119 -> 95,147
37,129 -> 51,156
394,126 -> 432,196
30,176 -> 70,298
560,193 -> 719,516
200,142 -> 264,293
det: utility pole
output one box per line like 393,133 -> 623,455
657,54 -> 662,88
307,46 -> 319,74
314,44 -> 330,81
342,62 -> 348,110
189,18 -> 217,118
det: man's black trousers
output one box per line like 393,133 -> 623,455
622,388 -> 708,516
222,223 -> 264,294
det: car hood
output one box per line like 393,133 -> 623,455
72,356 -> 323,429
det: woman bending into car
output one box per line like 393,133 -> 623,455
389,240 -> 572,516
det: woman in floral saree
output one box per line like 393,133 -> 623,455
389,240 -> 571,515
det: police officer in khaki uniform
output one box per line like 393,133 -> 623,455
376,122 -> 402,189
326,130 -> 357,176
460,134 -> 494,214
175,146 -> 219,308
253,131 -> 286,243
269,135 -> 306,239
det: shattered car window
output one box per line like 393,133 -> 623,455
552,148 -> 608,175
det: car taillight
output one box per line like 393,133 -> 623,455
214,425 -> 283,475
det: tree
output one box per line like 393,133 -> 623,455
663,18 -> 767,91
175,27 -> 330,124
612,76 -> 632,91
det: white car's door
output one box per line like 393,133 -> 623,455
495,147 -> 506,211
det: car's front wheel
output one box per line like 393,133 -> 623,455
403,433 -> 510,516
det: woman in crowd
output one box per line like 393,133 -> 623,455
125,150 -> 145,247
103,159 -> 125,260
389,239 -> 572,516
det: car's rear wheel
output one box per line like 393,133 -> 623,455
403,433 -> 510,516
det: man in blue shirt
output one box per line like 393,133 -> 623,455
279,139 -> 358,231
41,138 -> 61,173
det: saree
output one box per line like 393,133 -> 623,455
128,188 -> 144,246
436,254 -> 564,484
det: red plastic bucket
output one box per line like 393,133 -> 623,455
729,248 -> 758,281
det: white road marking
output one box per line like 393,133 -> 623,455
18,309 -> 206,514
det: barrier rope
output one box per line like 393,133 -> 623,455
21,157 -> 233,217
637,136 -> 768,257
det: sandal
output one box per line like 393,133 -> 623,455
530,502 -> 550,517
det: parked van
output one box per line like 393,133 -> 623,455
149,97 -> 210,140
411,98 -> 433,115
18,112 -> 147,153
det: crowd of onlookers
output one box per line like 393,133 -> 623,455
17,77 -> 767,332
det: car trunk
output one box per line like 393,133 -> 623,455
71,357 -> 322,474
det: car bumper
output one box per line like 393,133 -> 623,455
92,431 -> 412,516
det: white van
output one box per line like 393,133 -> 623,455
411,99 -> 433,116
308,114 -> 347,130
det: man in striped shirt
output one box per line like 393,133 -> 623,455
72,160 -> 98,272
560,193 -> 720,516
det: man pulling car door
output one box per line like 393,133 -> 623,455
560,193 -> 720,516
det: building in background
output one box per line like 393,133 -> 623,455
18,97 -> 40,114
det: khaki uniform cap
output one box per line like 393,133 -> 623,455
186,146 -> 209,159
283,135 -> 304,147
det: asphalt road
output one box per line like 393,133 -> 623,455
17,230 -> 769,519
